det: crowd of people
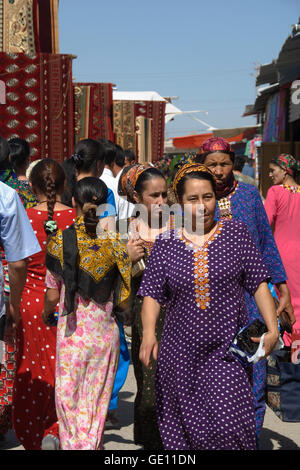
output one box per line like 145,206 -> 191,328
0,134 -> 298,451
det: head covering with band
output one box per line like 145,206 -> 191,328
173,162 -> 216,201
118,164 -> 150,204
199,137 -> 234,156
272,154 -> 300,176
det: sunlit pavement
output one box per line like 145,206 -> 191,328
2,349 -> 300,451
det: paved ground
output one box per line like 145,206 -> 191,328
1,346 -> 300,451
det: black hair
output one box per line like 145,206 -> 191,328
30,159 -> 65,236
233,156 -> 246,172
176,171 -> 217,203
115,144 -> 125,168
0,136 -> 11,170
135,167 -> 165,195
73,177 -> 108,238
73,138 -> 105,172
8,138 -> 30,173
195,150 -> 235,165
124,149 -> 136,164
61,138 -> 105,206
98,139 -> 117,167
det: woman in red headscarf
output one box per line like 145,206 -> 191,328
265,154 -> 300,344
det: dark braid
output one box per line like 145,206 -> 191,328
44,164 -> 57,236
30,159 -> 65,236
82,204 -> 99,238
73,177 -> 108,238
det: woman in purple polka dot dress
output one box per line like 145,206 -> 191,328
138,163 -> 279,450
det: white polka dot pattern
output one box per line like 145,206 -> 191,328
138,220 -> 270,450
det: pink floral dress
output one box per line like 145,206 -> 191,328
46,272 -> 120,450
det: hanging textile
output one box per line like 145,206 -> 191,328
136,116 -> 152,163
0,0 -> 59,54
276,89 -> 287,142
0,52 -> 74,162
134,100 -> 166,161
113,100 -> 136,153
73,82 -> 114,145
112,99 -> 166,161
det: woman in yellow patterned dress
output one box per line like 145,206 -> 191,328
42,177 -> 132,450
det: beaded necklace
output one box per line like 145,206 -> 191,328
130,215 -> 175,257
180,221 -> 224,310
281,184 -> 300,194
218,183 -> 239,219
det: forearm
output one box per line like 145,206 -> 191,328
141,297 -> 161,336
276,281 -> 290,296
44,288 -> 60,315
8,259 -> 28,308
254,282 -> 279,335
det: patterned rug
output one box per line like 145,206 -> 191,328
73,82 -> 114,144
0,0 -> 59,54
134,100 -> 166,162
113,99 -> 166,162
113,100 -> 136,152
0,52 -> 74,162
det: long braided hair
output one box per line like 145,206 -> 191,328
30,159 -> 65,236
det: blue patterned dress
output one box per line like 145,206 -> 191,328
215,182 -> 286,440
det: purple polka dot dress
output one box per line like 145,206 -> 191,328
138,220 -> 270,450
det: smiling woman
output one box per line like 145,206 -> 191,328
195,137 -> 293,443
138,162 -> 279,450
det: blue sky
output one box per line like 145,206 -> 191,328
59,0 -> 299,138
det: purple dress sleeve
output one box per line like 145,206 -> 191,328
240,223 -> 271,295
137,237 -> 168,306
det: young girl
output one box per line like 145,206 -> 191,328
43,177 -> 132,450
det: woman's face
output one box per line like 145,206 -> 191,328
134,177 -> 168,221
181,178 -> 216,233
269,163 -> 286,185
203,152 -> 233,188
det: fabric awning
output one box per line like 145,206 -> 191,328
172,126 -> 261,150
212,126 -> 260,140
172,133 -> 213,149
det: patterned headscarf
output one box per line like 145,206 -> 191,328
272,154 -> 300,176
173,163 -> 216,201
118,164 -> 150,204
199,137 -> 234,157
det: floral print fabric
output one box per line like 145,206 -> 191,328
46,271 -> 120,450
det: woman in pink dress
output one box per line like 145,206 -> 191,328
265,154 -> 299,344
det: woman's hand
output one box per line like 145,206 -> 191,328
251,330 -> 280,359
4,303 -> 18,336
127,238 -> 145,264
7,302 -> 21,330
42,310 -> 54,326
139,333 -> 159,368
276,283 -> 296,325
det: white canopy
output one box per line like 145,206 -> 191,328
112,90 -> 216,129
